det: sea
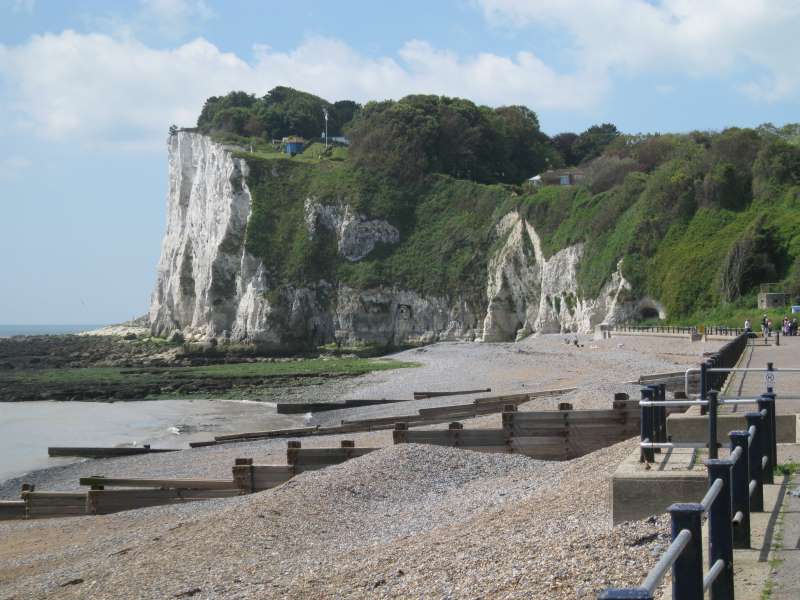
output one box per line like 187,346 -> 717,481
0,399 -> 299,484
0,324 -> 105,337
0,325 -> 300,483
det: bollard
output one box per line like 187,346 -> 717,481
668,503 -> 705,600
757,395 -> 776,485
705,459 -> 735,600
640,387 -> 655,463
745,412 -> 765,512
730,430 -> 751,548
708,390 -> 719,459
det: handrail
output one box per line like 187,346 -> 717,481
710,366 -> 789,372
700,478 -> 723,511
639,399 -> 707,407
601,383 -> 776,599
640,529 -> 692,593
703,558 -> 725,592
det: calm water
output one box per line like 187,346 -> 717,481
0,324 -> 105,337
0,400 -> 300,483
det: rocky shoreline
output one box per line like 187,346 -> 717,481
0,334 -> 404,402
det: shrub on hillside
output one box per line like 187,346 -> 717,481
583,155 -> 642,193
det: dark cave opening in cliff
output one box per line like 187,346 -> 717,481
638,307 -> 660,320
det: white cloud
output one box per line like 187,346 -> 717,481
478,0 -> 800,101
0,31 -> 604,150
0,156 -> 32,179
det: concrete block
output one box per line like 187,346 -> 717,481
668,410 -> 798,444
611,448 -> 708,525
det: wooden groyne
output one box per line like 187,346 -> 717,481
275,398 -> 408,414
393,398 -> 640,461
202,387 -> 576,447
6,392 -> 643,521
413,388 -> 491,400
48,446 -> 179,458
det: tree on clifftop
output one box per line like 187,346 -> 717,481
197,87 -> 361,140
347,94 -> 555,185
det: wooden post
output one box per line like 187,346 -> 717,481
393,422 -> 408,444
286,441 -> 301,466
234,458 -> 254,493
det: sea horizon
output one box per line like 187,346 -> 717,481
0,324 -> 107,337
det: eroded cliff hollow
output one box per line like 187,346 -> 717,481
150,132 -> 640,350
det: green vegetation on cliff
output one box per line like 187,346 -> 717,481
241,154 -> 503,301
202,88 -> 800,321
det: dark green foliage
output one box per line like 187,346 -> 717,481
509,124 -> 800,318
717,216 -> 780,302
583,155 -> 642,193
346,95 -> 553,185
571,123 -> 620,164
753,139 -> 800,197
197,87 -> 361,140
550,132 -> 579,166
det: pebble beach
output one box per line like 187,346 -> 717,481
0,333 -> 718,599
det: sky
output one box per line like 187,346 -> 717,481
2,0 -> 800,324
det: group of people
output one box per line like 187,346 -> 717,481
744,314 -> 799,336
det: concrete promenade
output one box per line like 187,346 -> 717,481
724,336 -> 800,598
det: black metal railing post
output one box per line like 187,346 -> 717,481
757,394 -> 776,485
700,361 -> 709,415
730,430 -> 751,548
657,383 -> 667,443
705,459 -> 735,600
640,387 -> 655,463
763,390 -> 777,473
708,390 -> 719,459
668,503 -> 704,600
745,412 -> 765,512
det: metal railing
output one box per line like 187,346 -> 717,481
681,332 -> 750,398
703,325 -> 746,336
614,325 -> 698,335
600,388 -> 776,599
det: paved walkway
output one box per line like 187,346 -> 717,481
723,335 -> 800,415
771,470 -> 800,599
722,336 -> 800,598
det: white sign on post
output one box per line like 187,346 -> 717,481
764,371 -> 776,390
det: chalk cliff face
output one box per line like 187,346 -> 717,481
150,133 -> 638,349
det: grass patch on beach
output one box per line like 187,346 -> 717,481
2,357 -> 417,384
0,358 -> 419,401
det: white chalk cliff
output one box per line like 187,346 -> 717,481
150,132 -> 639,348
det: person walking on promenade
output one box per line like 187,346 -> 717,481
744,318 -> 752,334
